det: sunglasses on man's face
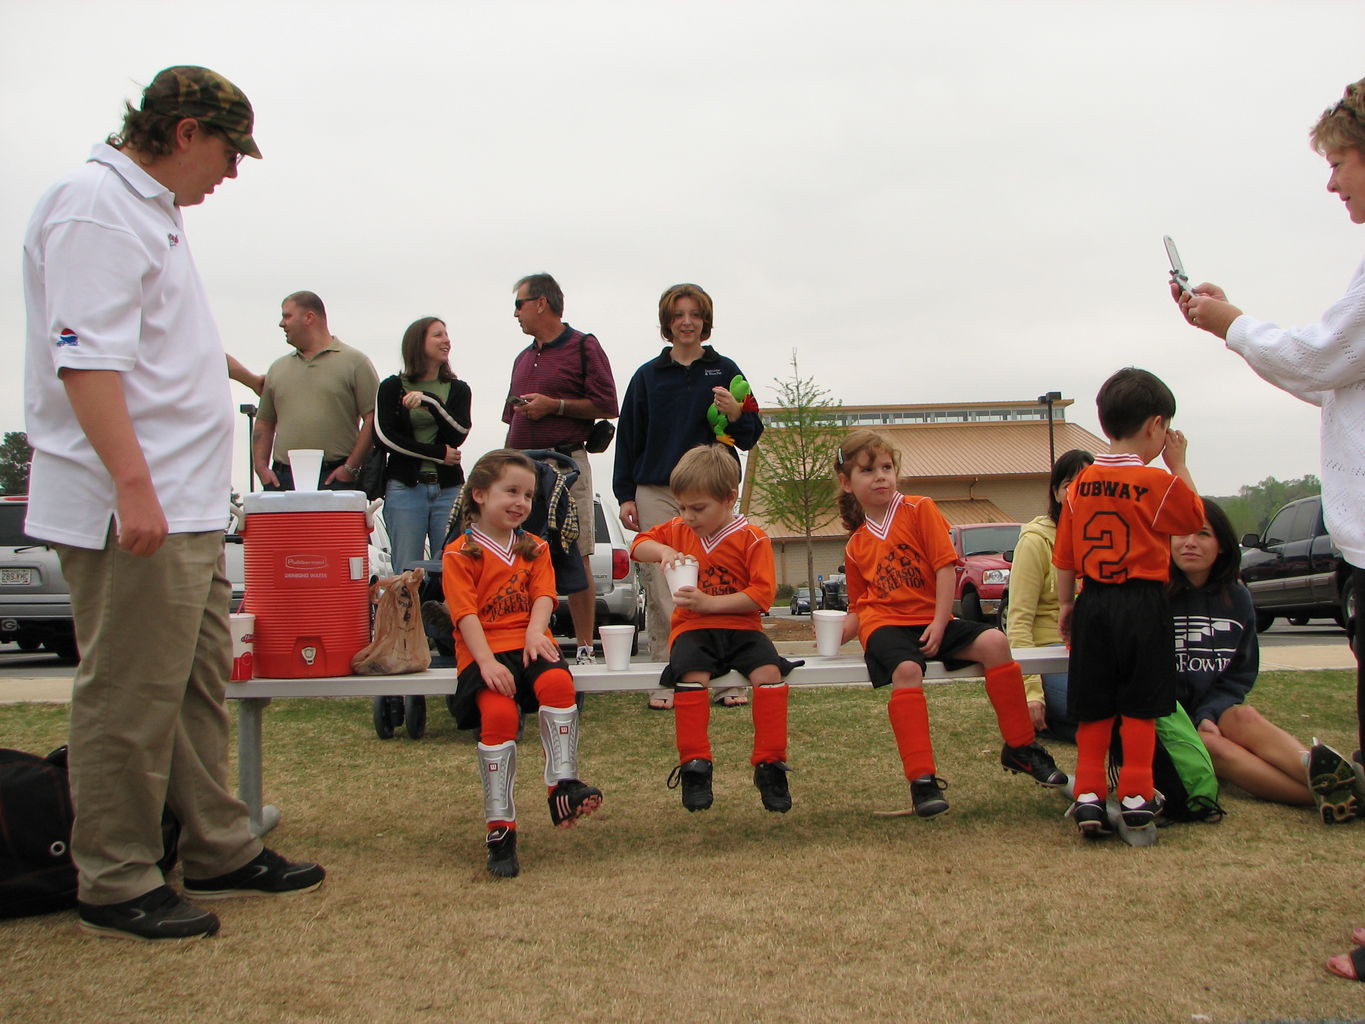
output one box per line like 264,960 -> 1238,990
514,296 -> 540,311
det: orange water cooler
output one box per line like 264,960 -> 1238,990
241,491 -> 372,678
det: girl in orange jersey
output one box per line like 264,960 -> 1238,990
441,449 -> 602,878
834,430 -> 1066,818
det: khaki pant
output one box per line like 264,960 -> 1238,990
634,484 -> 680,658
60,531 -> 260,904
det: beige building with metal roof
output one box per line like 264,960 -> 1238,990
740,398 -> 1110,588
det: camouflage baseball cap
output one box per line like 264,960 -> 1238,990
141,65 -> 261,159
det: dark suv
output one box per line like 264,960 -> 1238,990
1239,495 -> 1354,631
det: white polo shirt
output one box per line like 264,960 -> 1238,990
22,144 -> 234,549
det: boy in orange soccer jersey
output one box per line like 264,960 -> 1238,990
631,445 -> 800,813
835,430 -> 1066,818
1054,368 -> 1204,841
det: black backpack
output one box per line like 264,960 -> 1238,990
0,746 -> 180,919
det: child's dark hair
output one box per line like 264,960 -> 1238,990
833,430 -> 900,533
1096,367 -> 1177,441
457,448 -> 539,561
1168,497 -> 1239,597
1046,449 -> 1096,523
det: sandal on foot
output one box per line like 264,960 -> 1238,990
647,690 -> 674,711
1326,944 -> 1365,981
713,687 -> 748,708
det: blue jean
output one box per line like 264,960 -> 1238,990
1040,669 -> 1077,743
385,478 -> 461,571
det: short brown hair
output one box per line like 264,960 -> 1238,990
283,290 -> 327,320
658,283 -> 714,343
669,444 -> 739,501
833,430 -> 901,533
1311,78 -> 1365,155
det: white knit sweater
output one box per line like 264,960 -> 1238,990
1225,256 -> 1365,568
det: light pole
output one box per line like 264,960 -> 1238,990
1037,391 -> 1061,469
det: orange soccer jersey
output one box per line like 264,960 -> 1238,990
844,493 -> 959,643
631,514 -> 777,649
1053,454 -> 1205,583
441,527 -> 558,673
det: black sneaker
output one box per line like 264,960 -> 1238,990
666,758 -> 714,812
78,885 -> 219,941
1307,739 -> 1359,825
1118,794 -> 1161,830
485,826 -> 519,878
909,774 -> 949,818
548,779 -> 603,828
1001,742 -> 1067,787
1067,793 -> 1112,839
753,761 -> 793,813
183,847 -> 325,900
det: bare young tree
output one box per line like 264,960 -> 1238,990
748,353 -> 843,596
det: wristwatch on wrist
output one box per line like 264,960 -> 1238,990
344,463 -> 360,475
557,399 -> 566,416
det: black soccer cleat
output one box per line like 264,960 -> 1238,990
485,826 -> 519,878
1067,793 -> 1112,839
753,761 -> 793,813
667,758 -> 714,812
909,774 -> 950,818
548,779 -> 603,828
1001,741 -> 1068,788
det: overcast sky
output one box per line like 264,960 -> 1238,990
5,0 -> 1364,509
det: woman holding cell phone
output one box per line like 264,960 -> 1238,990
1171,76 -> 1365,983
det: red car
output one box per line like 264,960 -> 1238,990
949,522 -> 1021,624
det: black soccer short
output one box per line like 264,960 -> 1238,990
663,628 -> 801,689
863,618 -> 993,688
450,649 -> 570,731
1066,579 -> 1177,721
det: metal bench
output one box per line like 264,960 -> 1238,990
225,646 -> 1070,835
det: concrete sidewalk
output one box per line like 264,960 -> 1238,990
1,641 -> 1355,704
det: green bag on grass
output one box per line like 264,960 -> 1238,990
1109,704 -> 1224,823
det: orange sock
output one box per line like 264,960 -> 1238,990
476,689 -> 520,746
984,661 -> 1035,748
532,667 -> 575,709
1073,717 -> 1114,798
888,687 -> 935,780
750,683 -> 789,765
1117,716 -> 1156,800
674,688 -> 712,762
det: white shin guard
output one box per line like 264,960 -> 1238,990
538,704 -> 580,786
478,740 -> 517,822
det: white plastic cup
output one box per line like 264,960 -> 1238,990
229,612 -> 256,680
664,560 -> 699,595
812,609 -> 848,657
287,448 -> 324,491
598,625 -> 636,671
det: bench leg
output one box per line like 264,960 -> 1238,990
236,697 -> 280,837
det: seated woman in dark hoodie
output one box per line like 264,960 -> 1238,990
1169,498 -> 1355,820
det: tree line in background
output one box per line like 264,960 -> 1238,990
1211,474 -> 1323,541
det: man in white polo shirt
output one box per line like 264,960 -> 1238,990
22,65 -> 324,942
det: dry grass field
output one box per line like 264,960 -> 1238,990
3,670 -> 1364,1024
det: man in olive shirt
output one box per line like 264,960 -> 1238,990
252,291 -> 379,490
